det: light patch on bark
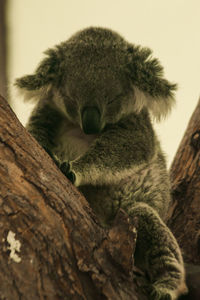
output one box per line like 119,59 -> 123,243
7,231 -> 21,263
39,170 -> 49,182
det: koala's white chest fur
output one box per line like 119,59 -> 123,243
53,120 -> 98,162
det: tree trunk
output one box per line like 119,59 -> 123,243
0,94 -> 145,299
167,98 -> 200,300
167,98 -> 200,264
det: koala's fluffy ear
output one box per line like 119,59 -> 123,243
127,45 -> 177,121
15,48 -> 61,101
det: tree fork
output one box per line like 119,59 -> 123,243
1,94 -> 200,299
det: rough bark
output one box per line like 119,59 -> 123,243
167,98 -> 200,300
1,93 -> 200,300
0,94 -> 146,300
167,98 -> 200,264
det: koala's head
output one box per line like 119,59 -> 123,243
16,27 -> 176,134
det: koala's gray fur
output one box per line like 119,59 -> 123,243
16,27 -> 187,299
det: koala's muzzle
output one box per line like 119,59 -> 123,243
82,106 -> 101,134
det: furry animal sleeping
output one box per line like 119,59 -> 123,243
16,27 -> 187,300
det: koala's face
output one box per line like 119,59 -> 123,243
59,41 -> 134,134
16,27 -> 176,132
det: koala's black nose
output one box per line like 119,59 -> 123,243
81,106 -> 101,134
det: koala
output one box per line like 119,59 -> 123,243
15,27 -> 187,299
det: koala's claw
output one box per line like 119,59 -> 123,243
60,162 -> 76,184
60,162 -> 70,174
67,171 -> 76,184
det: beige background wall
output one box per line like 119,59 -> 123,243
8,0 -> 200,167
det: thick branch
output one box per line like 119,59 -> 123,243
0,94 -> 144,299
167,98 -> 200,265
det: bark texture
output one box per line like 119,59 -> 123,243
167,99 -> 200,300
0,94 -> 145,299
1,93 -> 200,299
167,99 -> 200,264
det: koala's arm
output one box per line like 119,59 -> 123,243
26,101 -> 63,158
70,112 -> 155,186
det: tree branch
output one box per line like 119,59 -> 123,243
167,98 -> 200,265
0,94 -> 144,299
167,98 -> 200,300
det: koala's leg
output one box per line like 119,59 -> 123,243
127,202 -> 187,300
26,101 -> 63,164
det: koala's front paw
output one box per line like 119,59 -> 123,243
150,286 -> 172,300
60,162 -> 76,184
